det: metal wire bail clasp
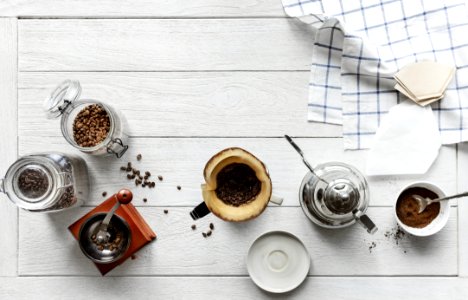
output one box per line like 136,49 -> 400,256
106,138 -> 129,158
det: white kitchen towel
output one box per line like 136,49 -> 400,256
282,0 -> 468,149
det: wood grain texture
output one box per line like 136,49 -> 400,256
458,143 -> 468,276
18,206 -> 457,276
0,18 -> 18,277
0,0 -> 285,17
1,277 -> 468,300
18,19 -> 316,71
18,72 -> 340,137
18,137 -> 457,207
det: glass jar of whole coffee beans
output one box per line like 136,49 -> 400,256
44,80 -> 129,158
0,153 -> 89,212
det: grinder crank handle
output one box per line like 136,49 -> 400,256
101,189 -> 133,228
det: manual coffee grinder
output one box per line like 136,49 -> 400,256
285,136 -> 377,234
69,189 -> 156,275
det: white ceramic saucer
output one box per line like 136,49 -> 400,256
246,231 -> 310,293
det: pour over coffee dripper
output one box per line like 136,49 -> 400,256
285,136 -> 377,234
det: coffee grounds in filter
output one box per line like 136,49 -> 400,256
215,163 -> 261,207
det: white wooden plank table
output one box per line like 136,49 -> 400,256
1,1 -> 468,299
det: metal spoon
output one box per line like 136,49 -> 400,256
284,135 -> 328,184
94,189 -> 133,244
412,191 -> 468,214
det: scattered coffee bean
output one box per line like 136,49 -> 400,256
131,174 -> 136,179
126,166 -> 132,172
191,224 -> 196,230
207,230 -> 212,237
127,174 -> 133,180
143,198 -> 147,203
127,162 -> 132,168
131,254 -> 137,260
158,175 -> 163,181
202,232 -> 207,238
209,223 -> 214,230
145,171 -> 151,177
384,226 -> 406,246
102,191 -> 107,197
144,175 -> 149,180
142,183 -> 146,188
135,179 -> 142,186
164,209 -> 168,214
151,182 -> 156,188
120,166 -> 127,171
135,170 -> 140,176
177,185 -> 181,190
368,241 -> 376,253
137,154 -> 142,161
73,104 -> 110,147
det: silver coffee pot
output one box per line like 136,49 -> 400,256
285,136 -> 377,234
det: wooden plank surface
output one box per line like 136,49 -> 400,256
18,206 -> 457,276
5,1 -> 467,298
0,18 -> 18,277
18,137 -> 457,207
0,0 -> 285,18
1,277 -> 468,300
18,72 -> 340,137
18,19 -> 315,71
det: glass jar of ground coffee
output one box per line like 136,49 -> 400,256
0,153 -> 89,212
44,80 -> 129,158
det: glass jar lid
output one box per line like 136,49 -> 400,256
1,156 -> 65,210
13,164 -> 53,203
43,80 -> 82,119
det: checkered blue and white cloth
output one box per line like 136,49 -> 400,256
282,0 -> 468,149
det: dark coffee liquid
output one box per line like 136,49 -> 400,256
396,187 -> 440,228
215,163 -> 261,206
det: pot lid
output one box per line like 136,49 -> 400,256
43,80 -> 81,119
323,179 -> 360,215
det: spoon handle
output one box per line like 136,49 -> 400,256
101,201 -> 120,227
430,191 -> 468,203
284,135 -> 326,183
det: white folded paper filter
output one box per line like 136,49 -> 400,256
366,101 -> 441,176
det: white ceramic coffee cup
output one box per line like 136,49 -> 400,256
394,182 -> 450,237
